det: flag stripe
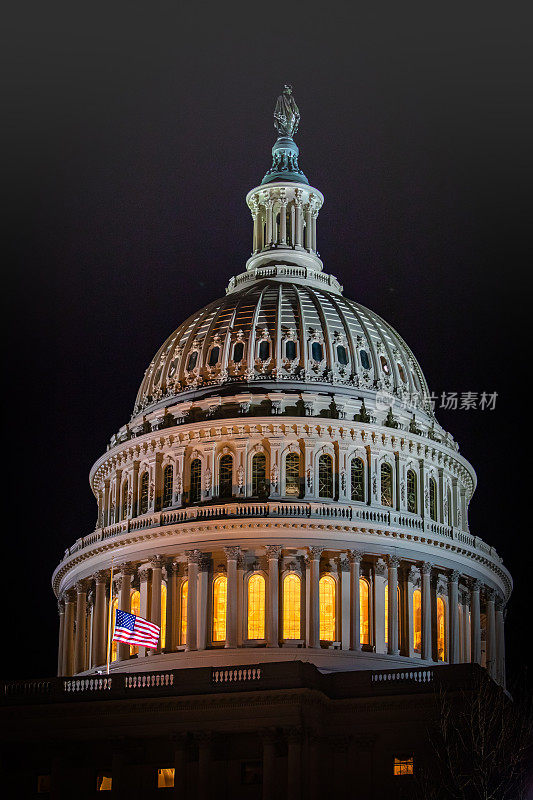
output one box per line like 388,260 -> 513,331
112,609 -> 161,649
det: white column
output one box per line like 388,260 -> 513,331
387,556 -> 400,656
74,580 -> 88,673
348,550 -> 362,651
295,201 -> 303,246
421,562 -> 433,661
92,571 -> 107,667
308,547 -> 323,648
117,567 -> 133,661
304,205 -> 313,250
405,567 -> 417,658
471,579 -> 482,664
265,199 -> 274,246
286,728 -> 302,800
266,545 -> 282,647
486,588 -> 496,679
495,595 -> 505,686
150,556 -> 163,654
225,546 -> 240,648
279,196 -> 287,244
133,565 -> 149,658
448,570 -> 460,663
463,594 -> 471,662
339,558 -> 350,650
197,556 -> 209,651
373,559 -> 387,655
165,560 -> 178,652
57,600 -> 65,676
185,550 -> 201,651
237,552 -> 245,646
62,590 -> 76,676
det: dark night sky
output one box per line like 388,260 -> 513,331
3,4 -> 531,680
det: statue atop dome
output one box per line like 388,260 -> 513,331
274,85 -> 300,138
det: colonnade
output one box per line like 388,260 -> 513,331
57,549 -> 506,686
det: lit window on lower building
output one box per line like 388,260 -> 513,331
96,774 -> 112,791
157,768 -> 175,788
241,760 -> 262,785
37,775 -> 51,793
393,757 -> 414,776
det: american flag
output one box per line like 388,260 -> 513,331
112,609 -> 160,649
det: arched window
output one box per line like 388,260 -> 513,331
447,486 -> 452,525
252,453 -> 267,496
380,355 -> 390,374
247,574 -> 265,639
212,575 -> 227,642
429,477 -> 437,521
162,465 -> 173,508
311,342 -> 323,362
360,577 -> 370,645
381,462 -> 393,507
218,454 -> 233,498
187,351 -> 198,371
121,482 -> 128,520
285,340 -> 296,360
130,590 -> 140,655
351,458 -> 365,501
384,584 -> 401,645
437,597 -> 447,661
110,595 -> 118,662
318,453 -> 334,498
180,580 -> 188,645
285,452 -> 300,497
413,589 -> 422,653
397,363 -> 406,382
407,469 -> 417,514
208,346 -> 220,367
360,349 -> 370,370
233,341 -> 244,363
283,573 -> 301,639
190,459 -> 202,503
139,472 -> 149,515
337,345 -> 348,365
258,340 -> 270,361
319,575 -> 336,641
160,582 -> 167,650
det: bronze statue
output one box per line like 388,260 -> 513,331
274,85 -> 300,138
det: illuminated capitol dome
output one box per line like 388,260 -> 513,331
52,86 -> 511,682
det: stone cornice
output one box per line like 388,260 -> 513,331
51,516 -> 512,600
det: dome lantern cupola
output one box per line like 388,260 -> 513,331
243,86 -> 325,278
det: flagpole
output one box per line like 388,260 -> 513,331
106,555 -> 115,676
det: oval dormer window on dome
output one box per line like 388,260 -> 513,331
232,342 -> 244,363
360,350 -> 370,370
285,340 -> 296,360
397,363 -> 406,382
311,342 -> 323,362
187,352 -> 198,371
380,356 -> 390,374
208,346 -> 220,367
258,341 -> 270,361
337,345 -> 348,365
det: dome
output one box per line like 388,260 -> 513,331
134,277 -> 432,419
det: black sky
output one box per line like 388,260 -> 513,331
2,3 -> 531,680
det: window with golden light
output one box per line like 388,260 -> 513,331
180,580 -> 188,645
247,574 -> 266,639
393,757 -> 414,776
96,775 -> 112,791
283,573 -> 301,639
319,575 -> 336,641
212,575 -> 227,642
360,577 -> 370,644
160,582 -> 167,649
157,768 -> 175,788
285,452 -> 300,497
437,596 -> 447,661
130,589 -> 140,655
413,589 -> 422,653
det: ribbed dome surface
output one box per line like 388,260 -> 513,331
134,279 -> 431,416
